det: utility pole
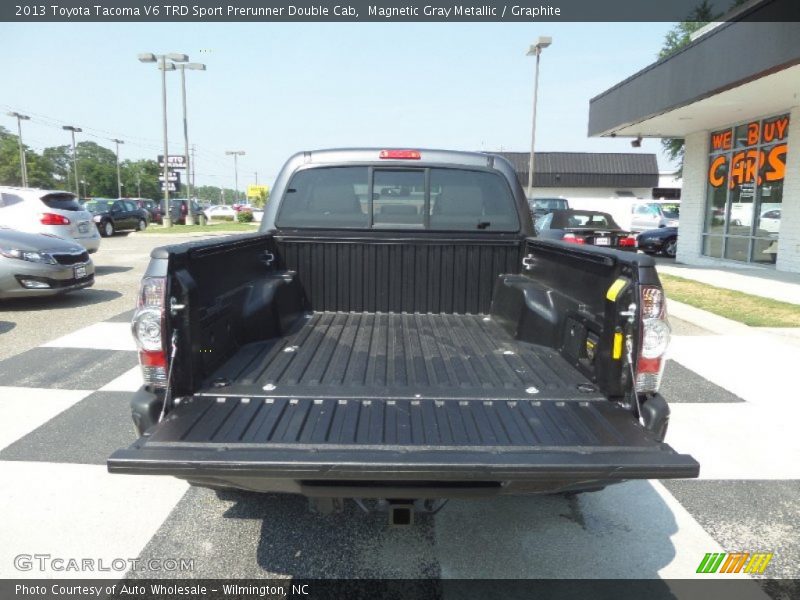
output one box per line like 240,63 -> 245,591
136,170 -> 142,197
177,62 -> 206,224
62,125 -> 82,197
526,36 -> 552,199
7,112 -> 30,187
191,144 -> 197,189
254,171 -> 258,185
225,150 -> 245,203
112,138 -> 124,198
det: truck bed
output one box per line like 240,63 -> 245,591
109,310 -> 698,491
200,311 -> 595,401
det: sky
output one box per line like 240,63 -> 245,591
1,21 -> 676,191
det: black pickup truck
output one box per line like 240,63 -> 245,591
109,149 -> 698,520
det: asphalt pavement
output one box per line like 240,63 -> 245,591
0,232 -> 797,598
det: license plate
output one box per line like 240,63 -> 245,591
594,237 -> 610,246
78,222 -> 89,234
74,265 -> 87,279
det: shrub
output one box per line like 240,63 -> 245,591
237,211 -> 254,223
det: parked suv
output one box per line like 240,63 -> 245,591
84,199 -> 149,237
169,199 -> 207,225
0,186 -> 101,253
130,198 -> 163,224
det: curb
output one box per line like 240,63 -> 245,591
666,299 -> 752,335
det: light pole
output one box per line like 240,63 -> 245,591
526,36 -> 552,200
7,112 -> 30,187
80,179 -> 88,199
138,52 -> 188,227
177,62 -> 206,224
225,151 -> 245,204
62,125 -> 82,197
111,138 -> 124,198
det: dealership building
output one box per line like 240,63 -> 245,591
589,1 -> 800,272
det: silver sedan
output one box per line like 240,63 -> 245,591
0,227 -> 95,299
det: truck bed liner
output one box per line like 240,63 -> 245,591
204,312 -> 594,401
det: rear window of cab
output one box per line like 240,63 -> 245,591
276,166 -> 520,232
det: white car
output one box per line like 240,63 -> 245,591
204,205 -> 237,220
759,209 -> 781,234
0,187 -> 101,253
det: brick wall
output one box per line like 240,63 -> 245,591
675,130 -> 708,264
777,106 -> 800,273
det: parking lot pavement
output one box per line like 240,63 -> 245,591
0,233 -> 797,592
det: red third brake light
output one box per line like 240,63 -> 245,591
40,213 -> 71,226
379,149 -> 421,160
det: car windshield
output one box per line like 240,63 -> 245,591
533,198 -> 567,210
661,204 -> 680,219
551,211 -> 620,229
84,200 -> 113,213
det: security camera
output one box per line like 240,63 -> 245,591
631,136 -> 642,148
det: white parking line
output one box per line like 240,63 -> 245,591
99,366 -> 142,393
42,322 -> 136,352
0,462 -> 188,579
0,387 -> 91,451
433,480 -> 764,583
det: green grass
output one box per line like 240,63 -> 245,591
660,273 -> 800,327
139,222 -> 259,234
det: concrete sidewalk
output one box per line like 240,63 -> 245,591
656,261 -> 800,305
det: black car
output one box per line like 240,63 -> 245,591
637,227 -> 678,258
535,209 -> 637,250
84,199 -> 149,237
168,199 -> 207,225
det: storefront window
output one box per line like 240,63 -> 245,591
702,114 -> 789,264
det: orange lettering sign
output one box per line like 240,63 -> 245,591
762,117 -> 789,143
747,122 -> 760,146
711,130 -> 732,151
765,143 -> 787,182
708,155 -> 727,187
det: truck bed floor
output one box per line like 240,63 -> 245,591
204,312 -> 595,401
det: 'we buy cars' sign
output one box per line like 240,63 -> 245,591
157,155 -> 187,169
708,115 -> 788,189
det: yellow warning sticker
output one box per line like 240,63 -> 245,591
612,332 -> 623,360
606,277 -> 629,302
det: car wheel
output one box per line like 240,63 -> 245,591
137,219 -> 147,231
102,220 -> 115,237
663,238 -> 678,258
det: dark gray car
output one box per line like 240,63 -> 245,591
0,227 -> 95,298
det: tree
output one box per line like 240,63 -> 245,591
658,0 -> 719,170
120,159 -> 161,199
0,127 -> 56,188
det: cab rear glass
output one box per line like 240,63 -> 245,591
276,166 -> 520,232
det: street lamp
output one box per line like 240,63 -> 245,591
138,52 -> 188,227
526,36 -> 552,199
225,151 -> 245,204
176,62 -> 206,224
7,112 -> 30,187
111,138 -> 124,198
80,179 -> 88,199
62,125 -> 82,197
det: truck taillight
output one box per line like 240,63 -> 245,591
131,276 -> 168,387
635,285 -> 670,393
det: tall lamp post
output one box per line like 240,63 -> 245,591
177,62 -> 206,224
7,112 -> 30,187
138,52 -> 188,227
225,151 -> 245,204
526,36 -> 552,200
62,125 -> 82,197
111,138 -> 124,198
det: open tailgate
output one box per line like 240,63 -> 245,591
108,396 -> 698,484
